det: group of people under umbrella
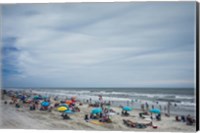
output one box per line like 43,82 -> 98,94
7,91 -> 80,119
84,105 -> 161,127
121,106 -> 162,122
122,106 -> 161,129
56,97 -> 80,120
84,107 -> 114,123
5,90 -> 163,127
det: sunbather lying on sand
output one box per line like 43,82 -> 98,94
123,119 -> 152,129
99,116 -> 112,123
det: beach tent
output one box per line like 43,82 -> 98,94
57,106 -> 68,112
149,109 -> 160,114
91,108 -> 102,114
41,101 -> 50,107
123,106 -> 133,111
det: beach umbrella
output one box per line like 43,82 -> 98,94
123,106 -> 132,111
57,106 -> 68,112
66,100 -> 73,105
42,96 -> 48,99
59,104 -> 69,108
91,108 -> 102,114
34,95 -> 42,100
149,109 -> 160,114
41,101 -> 50,107
63,110 -> 74,114
34,95 -> 39,98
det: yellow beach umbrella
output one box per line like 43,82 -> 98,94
57,106 -> 67,112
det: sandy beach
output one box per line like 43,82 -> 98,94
0,92 -> 196,132
1,2 -> 197,132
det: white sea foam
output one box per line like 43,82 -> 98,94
5,88 -> 195,116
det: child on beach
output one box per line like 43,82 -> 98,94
141,104 -> 145,112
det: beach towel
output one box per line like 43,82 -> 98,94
89,120 -> 104,125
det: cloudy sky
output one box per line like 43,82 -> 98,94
1,2 -> 196,88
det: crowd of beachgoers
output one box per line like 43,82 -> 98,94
0,89 -> 196,131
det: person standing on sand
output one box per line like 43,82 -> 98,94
167,101 -> 171,116
145,102 -> 149,111
141,104 -> 145,112
164,106 -> 167,113
89,98 -> 92,104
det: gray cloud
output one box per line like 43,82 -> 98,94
2,2 -> 196,88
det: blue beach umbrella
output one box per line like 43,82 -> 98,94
91,108 -> 102,114
64,110 -> 74,114
123,106 -> 133,111
41,101 -> 50,107
149,109 -> 160,114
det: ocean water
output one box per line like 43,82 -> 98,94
5,87 -> 196,117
